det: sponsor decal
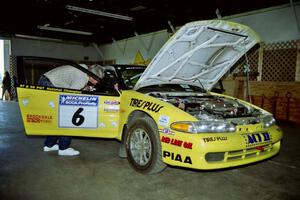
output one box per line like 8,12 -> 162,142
60,89 -> 81,94
158,115 -> 170,126
161,136 -> 193,149
159,128 -> 175,136
104,108 -> 119,112
163,151 -> 192,164
129,98 -> 163,113
59,95 -> 98,106
58,94 -> 98,128
46,87 -> 63,92
23,85 -> 41,89
20,84 -> 81,93
26,114 -> 53,123
48,87 -> 80,94
242,132 -> 272,147
104,100 -> 120,105
203,136 -> 228,143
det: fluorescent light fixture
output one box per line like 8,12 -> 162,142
15,34 -> 64,42
15,34 -> 85,44
130,5 -> 147,11
66,5 -> 133,21
37,25 -> 93,35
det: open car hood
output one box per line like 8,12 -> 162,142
134,20 -> 261,91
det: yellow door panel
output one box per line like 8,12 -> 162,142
17,86 -> 120,138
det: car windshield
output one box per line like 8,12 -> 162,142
114,65 -> 146,89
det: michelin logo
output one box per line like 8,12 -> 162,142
59,95 -> 98,106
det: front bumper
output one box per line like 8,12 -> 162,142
160,125 -> 283,170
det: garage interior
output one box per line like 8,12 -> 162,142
0,0 -> 300,200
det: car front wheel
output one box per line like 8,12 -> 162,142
125,116 -> 166,174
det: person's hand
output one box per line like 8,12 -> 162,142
114,83 -> 119,90
83,85 -> 95,91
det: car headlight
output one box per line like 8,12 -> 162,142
170,121 -> 236,133
261,115 -> 276,128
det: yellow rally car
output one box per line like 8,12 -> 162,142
17,20 -> 283,174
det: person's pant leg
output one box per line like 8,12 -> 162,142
44,136 -> 59,147
39,76 -> 59,149
58,136 -> 72,150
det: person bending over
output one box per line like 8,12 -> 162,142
38,64 -> 104,156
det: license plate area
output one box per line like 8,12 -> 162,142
242,132 -> 272,148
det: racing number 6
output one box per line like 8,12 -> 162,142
72,107 -> 85,126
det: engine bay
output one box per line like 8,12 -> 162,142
148,92 -> 262,125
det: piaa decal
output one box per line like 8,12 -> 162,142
163,151 -> 192,164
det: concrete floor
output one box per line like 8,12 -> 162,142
0,101 -> 299,200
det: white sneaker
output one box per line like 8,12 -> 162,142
43,144 -> 59,152
58,148 -> 80,156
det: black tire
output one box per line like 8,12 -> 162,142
125,116 -> 167,174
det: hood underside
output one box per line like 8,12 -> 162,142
134,20 -> 261,91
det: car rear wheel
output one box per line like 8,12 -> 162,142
126,116 -> 166,174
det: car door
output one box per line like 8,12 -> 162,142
16,56 -> 121,138
17,86 -> 121,138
